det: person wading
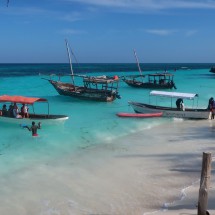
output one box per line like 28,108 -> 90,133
26,121 -> 41,137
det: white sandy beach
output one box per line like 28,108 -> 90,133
0,119 -> 215,215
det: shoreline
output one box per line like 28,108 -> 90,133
1,119 -> 215,214
143,119 -> 215,215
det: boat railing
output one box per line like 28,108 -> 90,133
84,80 -> 119,91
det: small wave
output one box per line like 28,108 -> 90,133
143,179 -> 200,215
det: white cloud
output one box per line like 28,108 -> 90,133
0,6 -> 47,16
145,29 -> 176,36
64,0 -> 215,11
60,29 -> 86,35
185,30 -> 198,37
0,5 -> 84,23
61,12 -> 83,22
145,29 -> 198,36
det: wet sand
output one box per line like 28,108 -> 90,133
0,119 -> 215,215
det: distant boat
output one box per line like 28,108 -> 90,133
209,67 -> 215,73
122,50 -> 177,89
0,95 -> 68,125
180,67 -> 191,70
45,40 -> 121,102
122,73 -> 177,89
128,90 -> 210,119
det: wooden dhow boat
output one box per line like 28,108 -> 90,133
122,73 -> 176,89
46,74 -> 121,102
0,95 -> 69,125
128,91 -> 210,119
45,40 -> 121,102
122,50 -> 177,89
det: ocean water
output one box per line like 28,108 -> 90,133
0,63 -> 215,214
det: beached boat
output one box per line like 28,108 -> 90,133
122,50 -> 177,89
128,91 -> 210,119
45,40 -> 121,102
0,95 -> 69,125
209,67 -> 215,73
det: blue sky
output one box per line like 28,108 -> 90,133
1,0 -> 215,63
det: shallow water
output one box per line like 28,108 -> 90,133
1,119 -> 215,215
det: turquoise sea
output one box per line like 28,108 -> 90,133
0,63 -> 215,214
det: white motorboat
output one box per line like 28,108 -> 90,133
128,91 -> 210,119
0,95 -> 69,125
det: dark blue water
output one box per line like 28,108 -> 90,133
0,63 -> 214,77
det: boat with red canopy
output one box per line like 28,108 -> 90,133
0,95 -> 69,125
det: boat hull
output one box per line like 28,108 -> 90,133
124,80 -> 175,89
0,114 -> 69,125
128,102 -> 210,119
50,80 -> 118,102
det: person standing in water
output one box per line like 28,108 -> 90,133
208,97 -> 215,119
26,121 -> 41,136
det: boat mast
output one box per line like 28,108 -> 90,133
65,39 -> 75,85
133,49 -> 143,81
